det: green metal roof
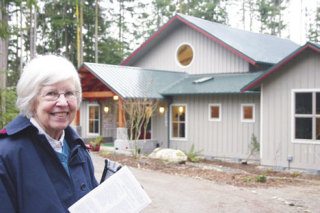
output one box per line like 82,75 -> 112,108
82,63 -> 186,99
160,71 -> 264,95
178,14 -> 299,64
122,14 -> 299,66
82,63 -> 264,98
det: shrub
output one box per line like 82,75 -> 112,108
186,144 -> 203,162
255,175 -> 267,183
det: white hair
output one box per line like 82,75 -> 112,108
16,54 -> 82,118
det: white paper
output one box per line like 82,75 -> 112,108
68,166 -> 151,213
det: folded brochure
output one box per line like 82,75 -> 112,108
68,166 -> 151,213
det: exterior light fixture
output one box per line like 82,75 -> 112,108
159,106 -> 165,114
104,106 -> 109,113
113,95 -> 119,101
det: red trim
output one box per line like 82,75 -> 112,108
121,15 -> 180,65
175,16 -> 256,65
0,128 -> 7,134
121,14 -> 256,66
241,43 -> 320,92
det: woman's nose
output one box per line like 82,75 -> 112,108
56,94 -> 69,105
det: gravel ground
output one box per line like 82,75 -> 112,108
91,151 -> 320,213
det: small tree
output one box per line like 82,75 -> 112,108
122,98 -> 158,157
0,88 -> 19,128
245,133 -> 260,163
123,98 -> 158,141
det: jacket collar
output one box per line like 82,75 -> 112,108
3,115 -> 87,149
4,115 -> 32,135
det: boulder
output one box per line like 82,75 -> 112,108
148,148 -> 187,163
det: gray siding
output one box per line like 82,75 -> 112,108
166,94 -> 260,160
80,100 -> 117,140
151,101 -> 169,147
133,25 -> 249,74
262,51 -> 320,171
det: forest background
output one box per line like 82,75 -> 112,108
0,0 -> 320,128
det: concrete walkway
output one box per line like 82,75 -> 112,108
90,152 -> 320,213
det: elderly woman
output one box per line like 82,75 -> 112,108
0,55 -> 98,212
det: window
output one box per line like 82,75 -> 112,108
176,44 -> 193,67
241,104 -> 255,122
209,104 -> 221,121
293,90 -> 320,142
88,104 -> 100,134
171,104 -> 187,139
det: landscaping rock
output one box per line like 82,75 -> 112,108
148,148 -> 187,163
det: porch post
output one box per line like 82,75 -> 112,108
118,98 -> 125,128
114,97 -> 129,151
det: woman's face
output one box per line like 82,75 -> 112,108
34,79 -> 78,140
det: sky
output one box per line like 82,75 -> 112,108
288,0 -> 319,44
228,0 -> 320,45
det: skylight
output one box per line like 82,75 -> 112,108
193,76 -> 214,84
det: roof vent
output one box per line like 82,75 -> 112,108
193,76 -> 214,84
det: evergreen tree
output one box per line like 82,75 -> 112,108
256,0 -> 287,36
186,0 -> 228,24
307,7 -> 320,42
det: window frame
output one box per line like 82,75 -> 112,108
208,103 -> 222,121
170,104 -> 187,140
292,89 -> 320,144
175,43 -> 194,68
87,103 -> 100,136
240,104 -> 255,123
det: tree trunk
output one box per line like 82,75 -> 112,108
29,5 -> 37,59
95,0 -> 99,63
0,1 -> 8,127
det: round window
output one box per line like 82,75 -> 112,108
177,44 -> 193,66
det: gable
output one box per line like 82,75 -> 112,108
122,14 -> 299,68
132,24 -> 249,74
242,42 -> 320,92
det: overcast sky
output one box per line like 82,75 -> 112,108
228,0 -> 319,45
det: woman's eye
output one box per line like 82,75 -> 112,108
46,91 -> 57,96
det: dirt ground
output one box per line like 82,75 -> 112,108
93,151 -> 320,212
99,151 -> 320,188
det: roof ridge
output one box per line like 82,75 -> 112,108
160,73 -> 189,94
84,62 -> 189,74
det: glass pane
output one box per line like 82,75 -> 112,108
177,44 -> 193,66
295,93 -> 312,114
295,118 -> 312,139
94,106 -> 99,119
89,120 -> 94,133
94,121 -> 99,133
178,112 -> 185,122
243,106 -> 253,119
172,107 -> 179,122
316,93 -> 320,114
317,118 -> 320,140
179,123 -> 185,137
172,123 -> 179,137
211,106 -> 220,119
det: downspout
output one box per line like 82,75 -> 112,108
166,97 -> 172,148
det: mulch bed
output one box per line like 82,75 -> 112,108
99,151 -> 320,188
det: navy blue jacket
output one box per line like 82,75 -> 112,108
0,115 -> 98,213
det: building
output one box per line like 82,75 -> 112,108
77,14 -> 320,172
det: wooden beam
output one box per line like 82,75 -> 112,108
118,98 -> 125,128
82,91 -> 114,98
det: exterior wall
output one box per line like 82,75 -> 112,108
151,101 -> 170,147
133,25 -> 249,74
79,99 -> 117,140
166,94 -> 260,161
261,51 -> 320,171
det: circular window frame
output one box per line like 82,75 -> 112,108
175,43 -> 194,68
